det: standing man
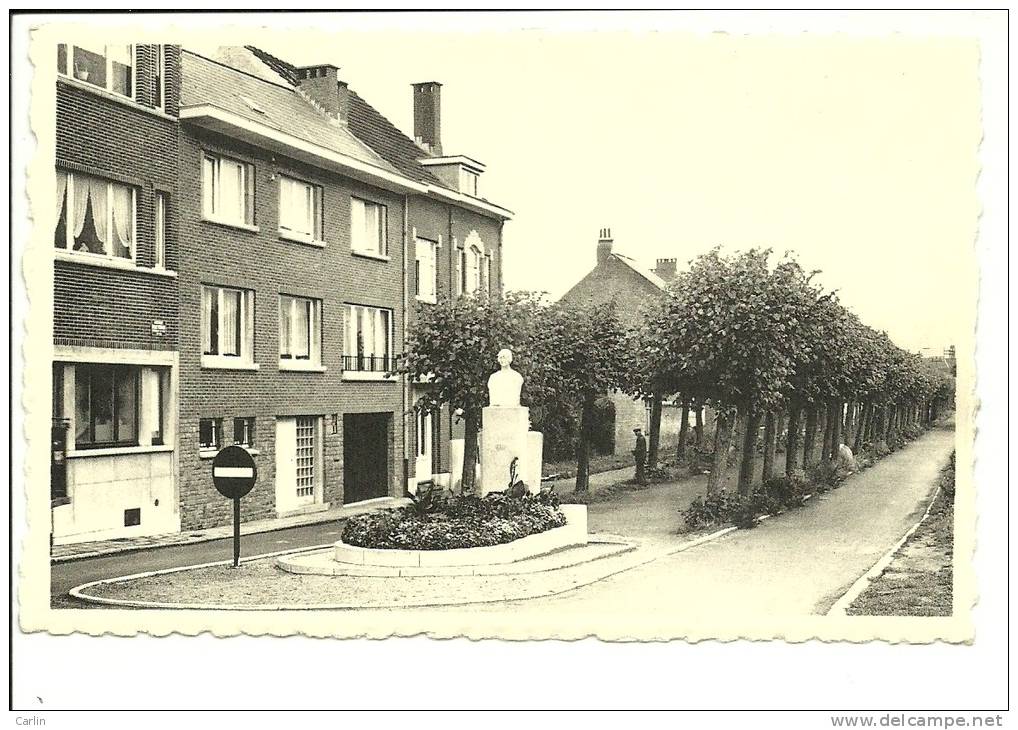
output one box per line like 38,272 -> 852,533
633,427 -> 648,485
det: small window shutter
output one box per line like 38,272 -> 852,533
243,162 -> 255,225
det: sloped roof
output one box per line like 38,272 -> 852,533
244,45 -> 443,186
611,253 -> 669,290
179,50 -> 397,174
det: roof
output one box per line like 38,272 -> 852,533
180,50 -> 397,174
611,253 -> 669,290
244,45 -> 443,186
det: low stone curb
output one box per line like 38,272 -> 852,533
825,484 -> 944,617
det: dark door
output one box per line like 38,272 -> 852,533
343,413 -> 390,503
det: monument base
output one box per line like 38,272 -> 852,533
479,406 -> 544,496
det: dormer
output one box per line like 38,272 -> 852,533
418,155 -> 486,197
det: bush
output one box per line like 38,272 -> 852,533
681,491 -> 739,530
341,489 -> 566,550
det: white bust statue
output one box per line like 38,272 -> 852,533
487,348 -> 523,407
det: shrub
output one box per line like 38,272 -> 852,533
681,491 -> 739,530
341,489 -> 566,550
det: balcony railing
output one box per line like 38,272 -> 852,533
342,354 -> 399,374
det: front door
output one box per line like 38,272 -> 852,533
415,408 -> 433,487
343,413 -> 390,503
275,416 -> 321,513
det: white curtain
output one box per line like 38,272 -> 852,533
201,287 -> 214,354
221,290 -> 239,355
219,160 -> 242,221
279,296 -> 292,356
71,175 -> 91,241
351,199 -> 365,250
294,300 -> 310,357
56,171 -> 67,218
111,184 -> 132,257
202,157 -> 215,216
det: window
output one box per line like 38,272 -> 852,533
279,176 -> 323,242
460,168 -> 479,196
74,364 -> 138,448
148,368 -> 169,446
202,154 -> 255,227
455,247 -> 467,296
350,197 -> 387,257
279,294 -> 322,366
344,304 -> 393,373
201,285 -> 255,366
154,192 -> 167,269
55,171 -> 136,260
415,237 -> 438,302
484,254 -> 493,294
58,43 -> 134,99
199,418 -> 223,450
468,246 -> 482,294
153,45 -> 164,108
234,417 -> 256,447
295,416 -> 318,498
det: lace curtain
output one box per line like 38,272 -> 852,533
110,184 -> 132,257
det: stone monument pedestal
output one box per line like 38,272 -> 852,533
479,406 -> 542,495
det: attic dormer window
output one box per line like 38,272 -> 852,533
241,95 -> 266,114
459,168 -> 479,197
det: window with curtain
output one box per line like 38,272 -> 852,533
202,154 -> 255,227
343,304 -> 393,372
74,364 -> 139,448
55,171 -> 135,260
279,176 -> 323,242
350,197 -> 387,257
415,237 -> 438,302
233,417 -> 256,447
279,294 -> 321,365
58,44 -> 134,99
201,285 -> 253,364
199,418 -> 223,450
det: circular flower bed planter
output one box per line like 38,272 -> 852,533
336,491 -> 588,568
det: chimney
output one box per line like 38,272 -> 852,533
296,65 -> 349,124
654,257 -> 677,280
596,228 -> 613,266
412,81 -> 442,155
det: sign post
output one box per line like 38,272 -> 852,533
211,445 -> 258,568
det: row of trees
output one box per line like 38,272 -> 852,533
398,248 -> 954,495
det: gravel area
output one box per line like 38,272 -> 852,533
78,541 -> 651,609
847,456 -> 955,616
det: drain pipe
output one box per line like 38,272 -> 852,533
401,194 -> 410,496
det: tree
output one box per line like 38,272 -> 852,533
543,301 -> 630,493
397,291 -> 552,493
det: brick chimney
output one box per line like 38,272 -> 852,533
412,81 -> 442,155
296,64 -> 349,124
654,257 -> 677,280
596,228 -> 613,266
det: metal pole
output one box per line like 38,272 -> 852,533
233,496 -> 241,568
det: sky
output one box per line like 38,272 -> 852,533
251,23 -> 980,355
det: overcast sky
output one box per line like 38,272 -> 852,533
252,25 -> 979,355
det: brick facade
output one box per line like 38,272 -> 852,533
175,126 -> 408,529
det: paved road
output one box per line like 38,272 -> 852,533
462,421 -> 956,618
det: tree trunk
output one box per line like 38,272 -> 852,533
707,409 -> 735,494
738,409 -> 762,495
694,402 -> 704,449
574,395 -> 595,493
461,410 -> 480,494
761,410 -> 777,484
853,401 -> 868,452
821,403 -> 834,463
677,397 -> 690,460
830,401 -> 842,462
803,406 -> 819,469
785,402 -> 802,476
844,401 -> 856,449
647,391 -> 662,469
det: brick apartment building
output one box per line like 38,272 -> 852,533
51,44 -> 182,542
173,47 -> 510,529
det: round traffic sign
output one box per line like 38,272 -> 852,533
211,445 -> 258,499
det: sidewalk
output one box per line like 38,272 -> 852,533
50,497 -> 408,563
51,463 -> 638,563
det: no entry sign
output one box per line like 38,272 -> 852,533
212,445 -> 257,499
211,445 -> 257,567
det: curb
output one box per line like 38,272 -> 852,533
67,526 -> 738,611
825,484 -> 944,617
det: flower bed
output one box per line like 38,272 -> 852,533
341,489 -> 567,551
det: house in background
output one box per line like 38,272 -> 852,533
559,229 -> 685,455
51,44 -> 182,543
